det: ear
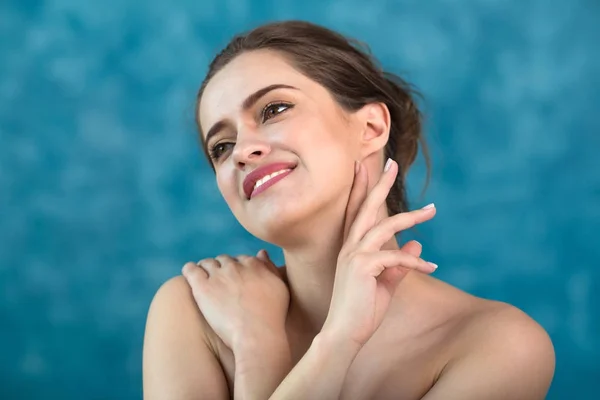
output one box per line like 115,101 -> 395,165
356,102 -> 391,158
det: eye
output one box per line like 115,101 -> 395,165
209,142 -> 234,161
261,102 -> 294,122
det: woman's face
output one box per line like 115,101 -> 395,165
198,50 -> 363,244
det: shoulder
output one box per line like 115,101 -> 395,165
459,299 -> 555,363
147,275 -> 207,332
145,275 -> 217,349
426,298 -> 555,399
143,275 -> 212,362
143,276 -> 230,399
150,275 -> 195,307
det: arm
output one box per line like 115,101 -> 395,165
231,331 -> 293,400
143,276 -> 358,400
234,331 -> 361,400
422,305 -> 556,400
142,276 -> 230,400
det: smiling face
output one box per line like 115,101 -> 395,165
198,50 -> 365,245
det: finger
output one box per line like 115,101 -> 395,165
367,250 -> 437,276
377,264 -> 409,295
342,161 -> 369,242
346,159 -> 398,245
359,205 -> 436,251
182,261 -> 209,281
400,240 -> 422,257
236,253 -> 258,265
196,258 -> 221,276
215,254 -> 238,270
254,250 -> 281,275
379,241 -> 422,279
256,249 -> 276,268
377,242 -> 427,295
255,249 -> 269,262
236,254 -> 261,271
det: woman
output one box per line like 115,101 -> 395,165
143,20 -> 555,399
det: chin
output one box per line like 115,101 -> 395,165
247,204 -> 308,241
236,193 -> 323,245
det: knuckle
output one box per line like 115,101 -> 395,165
374,220 -> 395,238
394,214 -> 416,229
399,212 -> 416,224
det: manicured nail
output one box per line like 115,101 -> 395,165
384,158 -> 393,172
427,262 -> 438,271
354,161 -> 360,174
422,203 -> 435,210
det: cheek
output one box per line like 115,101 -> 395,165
216,174 -> 239,204
302,123 -> 357,167
304,123 -> 358,189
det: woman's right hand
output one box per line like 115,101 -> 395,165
321,158 -> 438,348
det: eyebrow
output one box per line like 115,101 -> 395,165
203,83 -> 299,149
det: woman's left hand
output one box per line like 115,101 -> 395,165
181,249 -> 290,352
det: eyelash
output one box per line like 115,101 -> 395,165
208,102 -> 294,161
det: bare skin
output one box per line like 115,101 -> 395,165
149,268 -> 554,399
143,49 -> 555,399
200,269 -> 550,400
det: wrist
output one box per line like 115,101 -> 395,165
232,325 -> 289,352
312,330 -> 363,364
233,329 -> 292,372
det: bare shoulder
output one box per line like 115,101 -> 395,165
457,297 -> 555,363
151,275 -> 194,305
414,277 -> 555,359
146,275 -> 211,341
423,290 -> 556,400
143,276 -> 230,400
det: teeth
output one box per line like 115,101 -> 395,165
254,169 -> 292,191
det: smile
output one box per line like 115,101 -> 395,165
249,168 -> 294,199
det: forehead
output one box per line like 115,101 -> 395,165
199,50 -> 309,134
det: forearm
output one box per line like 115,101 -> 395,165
233,331 -> 293,400
234,330 -> 361,400
268,332 -> 360,400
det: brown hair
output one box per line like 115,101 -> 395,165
196,20 -> 430,215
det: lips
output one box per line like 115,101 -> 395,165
243,161 -> 297,200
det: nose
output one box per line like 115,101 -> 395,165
231,128 -> 272,169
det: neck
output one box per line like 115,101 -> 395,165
280,202 -> 399,340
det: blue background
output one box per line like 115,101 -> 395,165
1,0 -> 599,398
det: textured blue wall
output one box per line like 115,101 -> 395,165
1,0 -> 599,398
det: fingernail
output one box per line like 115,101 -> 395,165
422,203 -> 435,210
384,158 -> 393,172
427,262 -> 438,271
354,161 -> 360,174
